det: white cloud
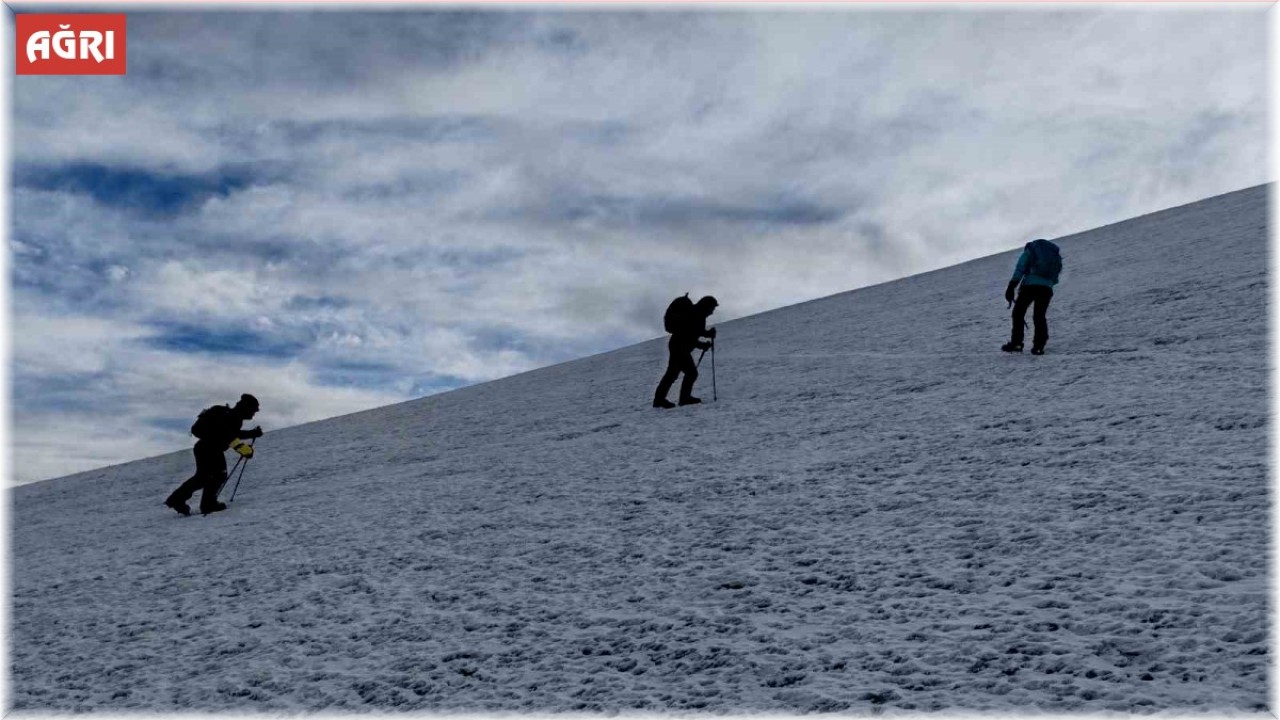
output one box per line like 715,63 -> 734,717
13,414 -> 179,484
11,311 -> 147,378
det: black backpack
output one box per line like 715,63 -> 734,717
190,405 -> 232,439
1026,239 -> 1062,283
663,294 -> 693,334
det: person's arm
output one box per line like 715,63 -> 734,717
1010,248 -> 1030,284
1006,248 -> 1030,304
696,315 -> 716,340
237,426 -> 263,439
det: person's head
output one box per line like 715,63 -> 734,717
696,296 -> 718,317
234,393 -> 260,419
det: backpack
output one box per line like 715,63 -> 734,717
663,294 -> 694,334
1026,239 -> 1062,283
190,405 -> 232,439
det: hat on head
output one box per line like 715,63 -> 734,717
238,393 -> 260,410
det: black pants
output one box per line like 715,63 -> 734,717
655,339 -> 700,403
168,440 -> 227,510
1011,284 -> 1053,350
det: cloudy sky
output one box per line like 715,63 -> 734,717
6,5 -> 1269,485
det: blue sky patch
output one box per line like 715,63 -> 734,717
523,193 -> 844,229
12,372 -> 109,414
15,163 -> 254,218
286,295 -> 353,312
142,322 -> 309,359
309,360 -> 468,396
310,359 -> 402,390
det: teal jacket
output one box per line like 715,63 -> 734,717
1011,246 -> 1058,288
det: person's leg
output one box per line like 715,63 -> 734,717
195,443 -> 228,513
165,447 -> 206,513
168,474 -> 202,503
1032,287 -> 1054,351
1008,288 -> 1034,348
677,351 -> 700,403
654,339 -> 687,406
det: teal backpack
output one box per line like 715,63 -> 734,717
1026,239 -> 1062,283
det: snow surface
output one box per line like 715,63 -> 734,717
9,185 -> 1270,714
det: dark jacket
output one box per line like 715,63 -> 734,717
670,310 -> 713,352
196,406 -> 255,450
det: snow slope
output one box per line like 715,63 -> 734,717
10,185 -> 1269,714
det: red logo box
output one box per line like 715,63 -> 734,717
16,14 -> 126,75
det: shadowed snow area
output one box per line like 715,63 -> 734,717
10,185 -> 1269,713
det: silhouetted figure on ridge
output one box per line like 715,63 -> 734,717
164,393 -> 263,516
1003,238 -> 1062,355
654,294 -> 717,408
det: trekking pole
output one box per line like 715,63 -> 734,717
228,438 -> 256,503
711,342 -> 717,402
218,454 -> 246,497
